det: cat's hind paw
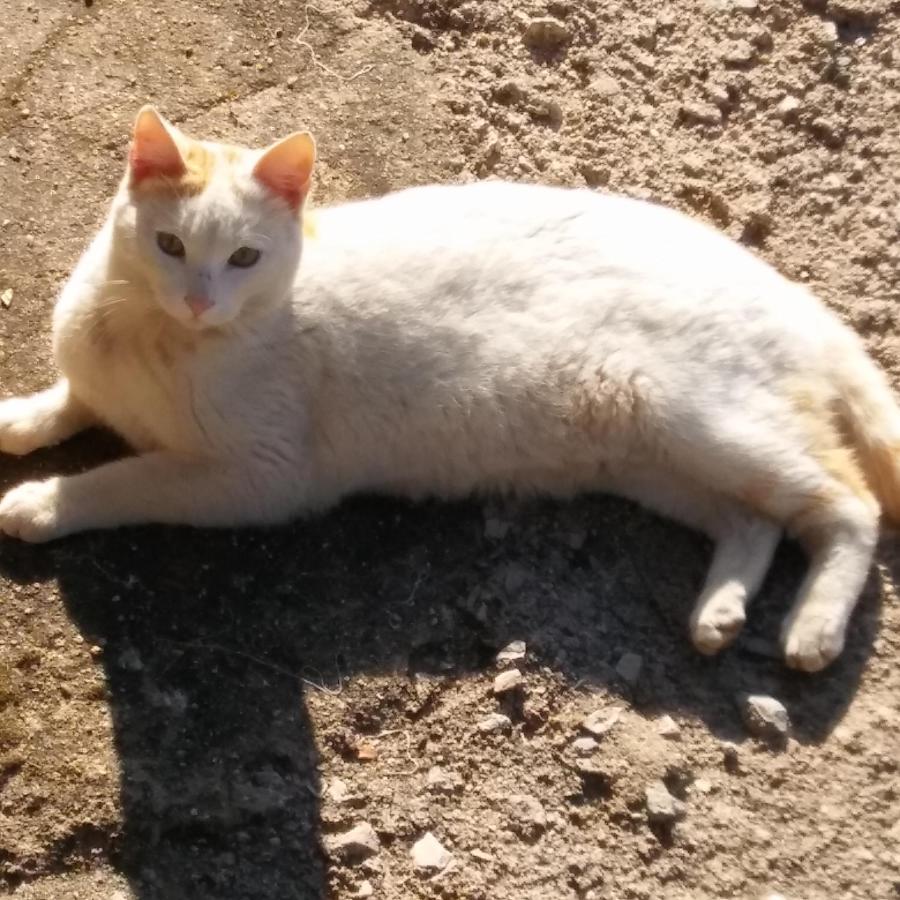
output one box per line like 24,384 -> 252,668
690,594 -> 747,655
0,478 -> 63,542
781,607 -> 846,672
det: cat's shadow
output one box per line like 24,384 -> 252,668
0,434 -> 884,899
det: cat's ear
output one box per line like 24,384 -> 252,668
128,106 -> 186,186
252,132 -> 316,211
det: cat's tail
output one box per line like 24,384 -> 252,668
833,342 -> 900,524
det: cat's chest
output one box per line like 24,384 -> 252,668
57,318 -> 208,452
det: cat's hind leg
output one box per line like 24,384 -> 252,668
612,470 -> 781,654
689,512 -> 781,655
0,380 -> 96,455
776,472 -> 878,672
675,423 -> 879,672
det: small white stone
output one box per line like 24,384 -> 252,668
329,822 -> 381,862
656,715 -> 681,739
411,832 -> 452,871
692,777 -> 713,795
582,706 -> 623,738
496,640 -> 526,664
739,694 -> 790,741
426,765 -> 460,794
328,777 -> 350,803
776,95 -> 801,120
493,668 -> 523,694
680,101 -> 723,126
645,781 -> 686,824
572,736 -> 599,754
477,712 -> 512,733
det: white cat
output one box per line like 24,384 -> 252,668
1,107 -> 898,672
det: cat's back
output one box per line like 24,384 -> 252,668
297,180 -> 821,351
304,181 -> 782,292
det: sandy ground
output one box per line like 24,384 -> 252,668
0,1 -> 899,898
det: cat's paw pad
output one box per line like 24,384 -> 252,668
781,608 -> 846,672
0,398 -> 52,456
690,595 -> 746,655
0,479 -> 62,542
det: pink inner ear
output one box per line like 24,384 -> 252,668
253,170 -> 308,211
252,134 -> 315,211
129,110 -> 186,185
129,147 -> 186,184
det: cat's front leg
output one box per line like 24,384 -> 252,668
0,380 -> 96,456
0,450 -> 305,542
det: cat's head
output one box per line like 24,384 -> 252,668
115,106 -> 315,330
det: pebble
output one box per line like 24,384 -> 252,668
616,652 -> 643,685
493,80 -> 525,106
355,882 -> 374,898
811,116 -> 845,148
656,715 -> 682,740
411,832 -> 452,871
706,83 -> 731,108
496,640 -> 526,665
722,39 -> 755,65
329,822 -> 381,862
692,777 -> 713,795
478,712 -> 512,733
8,147 -> 21,161
680,101 -> 723,126
729,0 -> 759,9
775,95 -> 801,120
327,777 -> 351,804
589,73 -> 620,98
722,741 -> 741,772
681,152 -> 706,176
117,647 -> 143,672
645,780 -> 686,825
572,736 -> 599,754
410,24 -> 435,52
426,765 -> 461,795
582,706 -> 623,738
739,694 -> 791,741
523,17 -> 570,51
1,288 -> 12,309
493,668 -> 523,694
508,794 -> 547,840
818,20 -> 839,47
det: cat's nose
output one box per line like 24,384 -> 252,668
185,294 -> 213,318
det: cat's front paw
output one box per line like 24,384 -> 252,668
0,397 -> 54,456
781,606 -> 846,672
0,478 -> 64,542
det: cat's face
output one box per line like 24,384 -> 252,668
116,107 -> 315,330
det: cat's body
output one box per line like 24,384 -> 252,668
2,109 -> 899,673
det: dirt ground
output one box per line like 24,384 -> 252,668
0,0 -> 899,898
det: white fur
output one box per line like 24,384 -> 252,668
2,174 -> 898,672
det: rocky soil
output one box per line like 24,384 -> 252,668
0,0 -> 899,898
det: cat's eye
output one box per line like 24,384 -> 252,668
228,246 -> 261,268
156,231 -> 185,258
